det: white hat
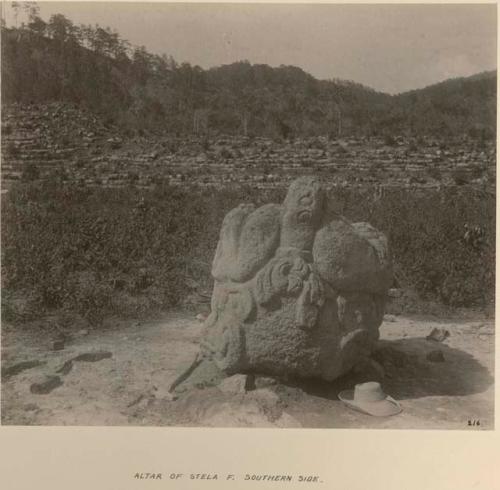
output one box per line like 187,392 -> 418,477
338,381 -> 402,417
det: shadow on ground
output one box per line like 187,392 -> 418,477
288,337 -> 494,402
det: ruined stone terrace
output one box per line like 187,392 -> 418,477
1,103 -> 495,191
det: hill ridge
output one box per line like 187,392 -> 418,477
1,23 -> 496,139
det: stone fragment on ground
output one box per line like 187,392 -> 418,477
72,351 -> 112,362
30,375 -> 63,394
426,327 -> 450,342
1,360 -> 47,380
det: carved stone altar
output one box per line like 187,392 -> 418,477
201,177 -> 393,381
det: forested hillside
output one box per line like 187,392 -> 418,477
382,72 -> 496,139
1,11 -> 496,139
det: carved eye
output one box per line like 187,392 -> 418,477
297,210 -> 312,223
279,262 -> 292,276
299,195 -> 313,206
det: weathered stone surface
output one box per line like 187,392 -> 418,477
254,376 -> 279,389
313,220 -> 392,293
202,177 -> 393,381
212,203 -> 281,283
218,374 -> 255,394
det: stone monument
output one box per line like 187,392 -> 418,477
201,177 -> 392,382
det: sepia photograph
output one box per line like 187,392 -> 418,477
0,1 -> 496,431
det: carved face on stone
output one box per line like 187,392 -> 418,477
280,176 -> 325,252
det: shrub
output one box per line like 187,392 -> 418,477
21,162 -> 40,182
6,142 -> 20,157
383,134 -> 397,146
426,166 -> 442,181
1,181 -> 494,326
1,181 -> 284,324
451,169 -> 469,185
307,137 -> 326,151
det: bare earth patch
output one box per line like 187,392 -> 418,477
1,310 -> 494,429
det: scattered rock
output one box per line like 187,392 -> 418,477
77,329 -> 89,337
218,374 -> 255,394
2,360 -> 46,380
72,351 -> 112,362
30,375 -> 63,394
384,314 -> 397,323
426,328 -> 450,342
427,350 -> 445,363
196,313 -> 207,322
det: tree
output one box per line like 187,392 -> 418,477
28,16 -> 46,36
11,1 -> 21,27
22,1 -> 40,24
47,14 -> 75,42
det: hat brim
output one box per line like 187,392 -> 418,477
338,389 -> 402,417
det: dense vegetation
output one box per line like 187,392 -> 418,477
2,181 -> 495,324
1,8 -> 496,139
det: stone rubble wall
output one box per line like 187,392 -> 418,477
1,103 -> 495,190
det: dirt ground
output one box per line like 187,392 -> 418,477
1,310 -> 494,429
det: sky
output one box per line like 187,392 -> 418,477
3,2 -> 497,94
